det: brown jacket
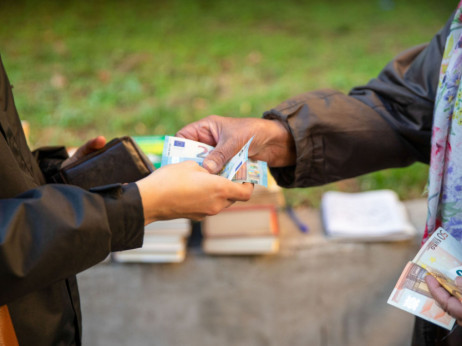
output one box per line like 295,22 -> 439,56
265,16 -> 451,188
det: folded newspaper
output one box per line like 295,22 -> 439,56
388,227 -> 462,330
161,136 -> 268,187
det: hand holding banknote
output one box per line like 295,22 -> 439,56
388,227 -> 462,329
136,161 -> 253,223
176,115 -> 296,174
161,135 -> 268,186
426,273 -> 462,326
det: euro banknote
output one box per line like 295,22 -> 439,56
387,261 -> 456,330
161,136 -> 214,166
219,136 -> 253,180
232,159 -> 268,187
388,227 -> 462,329
412,227 -> 462,300
161,136 -> 268,187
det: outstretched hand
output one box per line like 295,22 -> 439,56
136,160 -> 254,223
426,275 -> 462,326
61,136 -> 107,168
176,115 -> 295,174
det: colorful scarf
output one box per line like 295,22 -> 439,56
424,1 -> 462,243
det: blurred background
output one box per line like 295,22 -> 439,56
0,0 -> 456,205
2,1 -> 458,345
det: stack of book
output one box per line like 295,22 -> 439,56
201,170 -> 283,255
112,218 -> 191,263
202,204 -> 279,255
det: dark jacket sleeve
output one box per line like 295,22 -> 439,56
32,146 -> 69,182
0,182 -> 145,305
0,53 -> 146,306
264,12 -> 453,188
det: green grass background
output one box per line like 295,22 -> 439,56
0,0 -> 456,206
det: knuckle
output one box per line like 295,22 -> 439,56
207,114 -> 219,121
212,150 -> 227,166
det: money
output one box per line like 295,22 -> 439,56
233,159 -> 268,186
412,227 -> 462,300
161,136 -> 268,187
388,227 -> 462,329
387,262 -> 456,330
161,136 -> 214,167
219,137 -> 253,180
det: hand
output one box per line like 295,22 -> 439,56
176,115 -> 296,174
61,136 -> 107,168
425,275 -> 462,326
135,160 -> 254,223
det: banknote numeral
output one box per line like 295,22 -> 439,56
436,228 -> 449,240
457,270 -> 462,276
196,145 -> 209,159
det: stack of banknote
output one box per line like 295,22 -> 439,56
388,227 -> 462,330
161,136 -> 268,187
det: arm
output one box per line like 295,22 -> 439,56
178,12 -> 453,188
0,164 -> 253,305
266,14 -> 451,188
0,182 -> 144,305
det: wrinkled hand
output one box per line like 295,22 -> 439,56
176,115 -> 295,174
136,160 -> 254,223
426,275 -> 462,326
61,136 -> 107,168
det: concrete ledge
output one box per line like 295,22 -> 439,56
78,199 -> 426,346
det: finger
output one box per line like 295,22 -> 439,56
74,136 -> 106,158
203,140 -> 241,174
178,160 -> 205,171
226,182 -> 254,202
177,123 -> 218,147
426,276 -> 462,319
176,125 -> 200,141
83,136 -> 106,154
447,299 -> 462,321
456,276 -> 462,288
426,275 -> 452,305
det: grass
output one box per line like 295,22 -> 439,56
0,0 -> 455,206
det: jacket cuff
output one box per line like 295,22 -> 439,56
90,183 -> 144,252
262,90 -> 338,188
32,146 -> 69,182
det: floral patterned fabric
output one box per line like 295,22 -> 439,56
424,1 -> 462,243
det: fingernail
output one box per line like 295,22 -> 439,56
204,160 -> 217,173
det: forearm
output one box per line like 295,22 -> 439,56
265,12 -> 452,188
0,183 -> 144,305
264,89 -> 416,187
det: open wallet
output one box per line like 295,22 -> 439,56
51,136 -> 154,189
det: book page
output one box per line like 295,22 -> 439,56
321,190 -> 416,239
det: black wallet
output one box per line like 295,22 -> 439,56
51,136 -> 154,189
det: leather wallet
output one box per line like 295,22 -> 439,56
52,136 -> 154,189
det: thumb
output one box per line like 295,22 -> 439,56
203,140 -> 237,174
73,136 -> 106,159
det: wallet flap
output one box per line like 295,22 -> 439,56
53,136 -> 154,189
